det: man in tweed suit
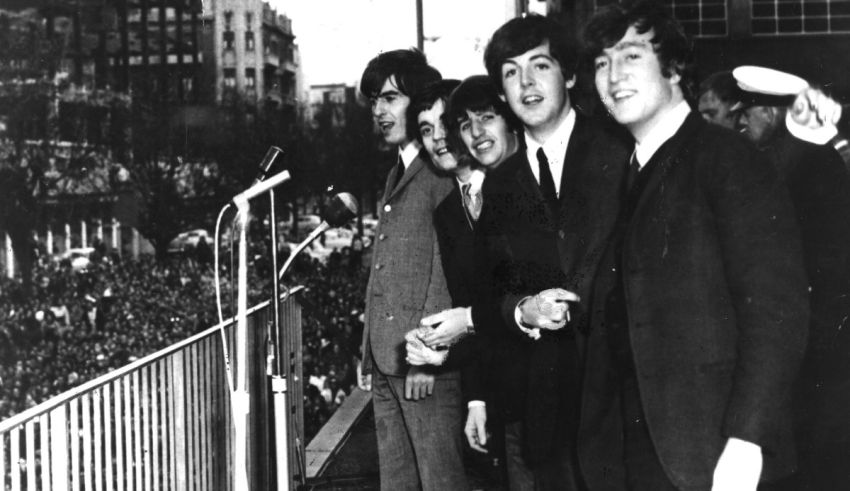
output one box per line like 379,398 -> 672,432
357,49 -> 467,490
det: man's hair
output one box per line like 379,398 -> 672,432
407,79 -> 461,144
445,75 -> 522,136
484,14 -> 578,93
583,0 -> 696,101
359,48 -> 441,99
699,71 -> 737,102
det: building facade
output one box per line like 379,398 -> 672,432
202,0 -> 301,108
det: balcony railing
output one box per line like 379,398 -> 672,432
0,289 -> 304,490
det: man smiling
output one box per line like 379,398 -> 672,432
358,49 -> 466,491
448,75 -> 521,169
579,2 -> 808,490
415,14 -> 631,490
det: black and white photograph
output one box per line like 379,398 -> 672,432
1,1 -> 849,490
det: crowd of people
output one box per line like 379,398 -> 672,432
4,1 -> 850,489
0,253 -> 214,419
0,231 -> 369,443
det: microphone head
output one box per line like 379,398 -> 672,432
324,192 -> 358,227
252,146 -> 285,185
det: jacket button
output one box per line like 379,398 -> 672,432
558,230 -> 566,239
384,204 -> 392,213
386,314 -> 394,321
375,263 -> 382,270
379,234 -> 386,241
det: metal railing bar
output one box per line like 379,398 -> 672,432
0,288 -> 303,434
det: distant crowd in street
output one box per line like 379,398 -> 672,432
0,230 -> 369,442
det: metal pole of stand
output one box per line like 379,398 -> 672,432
269,189 -> 282,376
268,189 -> 291,491
233,201 -> 252,491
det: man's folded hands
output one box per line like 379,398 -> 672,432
405,327 -> 449,366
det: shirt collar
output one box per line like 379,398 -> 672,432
633,101 -> 691,167
524,106 -> 576,165
456,169 -> 486,194
399,140 -> 422,168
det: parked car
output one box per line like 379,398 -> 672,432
53,247 -> 96,271
322,227 -> 372,250
284,240 -> 332,264
168,229 -> 211,253
296,214 -> 322,231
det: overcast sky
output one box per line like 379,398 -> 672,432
268,0 -> 522,88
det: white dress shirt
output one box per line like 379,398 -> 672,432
633,101 -> 691,168
523,107 -> 577,197
399,140 -> 422,169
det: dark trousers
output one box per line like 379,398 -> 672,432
504,421 -> 583,491
371,366 -> 468,491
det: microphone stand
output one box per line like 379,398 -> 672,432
220,164 -> 294,491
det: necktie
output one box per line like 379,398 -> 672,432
462,183 -> 482,222
536,147 -> 557,206
626,152 -> 640,191
392,156 -> 405,190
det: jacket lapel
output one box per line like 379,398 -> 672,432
631,113 -> 703,219
384,150 -> 427,202
513,149 -> 559,228
558,115 -> 592,219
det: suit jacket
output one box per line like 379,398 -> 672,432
578,114 -> 809,490
765,128 -> 850,375
472,113 -> 631,465
361,150 -> 454,377
433,181 -> 498,404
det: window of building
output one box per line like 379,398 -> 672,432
246,68 -> 256,88
224,68 -> 236,88
592,0 -> 850,37
594,0 -> 727,37
224,10 -> 234,49
752,0 -> 850,35
245,11 -> 255,50
182,76 -> 194,100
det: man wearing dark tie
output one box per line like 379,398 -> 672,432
414,14 -> 630,490
357,49 -> 465,491
578,2 -> 808,489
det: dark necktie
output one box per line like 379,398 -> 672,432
392,156 -> 405,190
536,147 -> 557,206
626,151 -> 640,191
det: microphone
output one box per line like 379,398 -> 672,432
251,146 -> 285,186
323,191 -> 359,227
278,192 -> 358,279
232,170 -> 291,206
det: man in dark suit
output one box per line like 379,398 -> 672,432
578,2 -> 809,490
732,73 -> 850,490
402,78 -> 501,474
406,76 -> 520,462
414,15 -> 631,490
357,49 -> 466,491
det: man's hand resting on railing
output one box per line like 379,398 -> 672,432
356,360 -> 371,391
